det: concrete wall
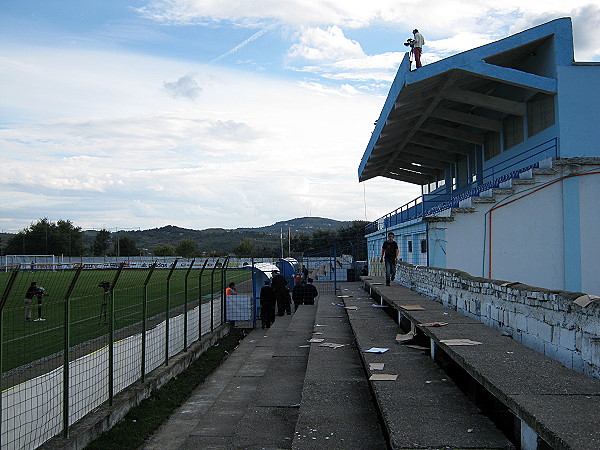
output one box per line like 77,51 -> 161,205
394,262 -> 600,379
557,65 -> 600,158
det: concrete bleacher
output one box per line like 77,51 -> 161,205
143,282 -> 522,449
361,276 -> 600,450
60,277 -> 600,449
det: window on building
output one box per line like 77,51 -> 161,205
408,241 -> 413,253
503,115 -> 524,150
484,131 -> 501,160
420,239 -> 427,253
528,93 -> 555,137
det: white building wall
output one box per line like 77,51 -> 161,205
490,181 -> 565,289
442,207 -> 488,278
579,173 -> 600,295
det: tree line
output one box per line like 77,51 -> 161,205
1,218 -> 369,259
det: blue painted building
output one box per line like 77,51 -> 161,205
359,18 -> 600,295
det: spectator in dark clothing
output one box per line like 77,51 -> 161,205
271,270 -> 290,315
380,232 -> 399,286
292,281 -> 306,311
259,280 -> 276,329
304,278 -> 318,305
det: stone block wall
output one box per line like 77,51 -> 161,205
394,262 -> 600,379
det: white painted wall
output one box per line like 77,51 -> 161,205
579,173 -> 600,295
490,181 -> 565,289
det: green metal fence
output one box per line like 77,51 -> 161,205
0,258 -> 251,449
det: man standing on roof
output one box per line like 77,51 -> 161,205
380,232 -> 399,286
412,29 -> 425,69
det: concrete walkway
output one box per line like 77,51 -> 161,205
143,285 -> 386,449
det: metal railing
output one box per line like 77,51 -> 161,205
365,138 -> 558,234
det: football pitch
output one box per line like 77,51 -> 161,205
0,267 -> 251,374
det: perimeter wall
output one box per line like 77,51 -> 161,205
390,261 -> 600,379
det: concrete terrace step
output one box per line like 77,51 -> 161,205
293,288 -> 387,449
363,277 -> 600,450
341,282 -> 512,450
143,307 -> 316,449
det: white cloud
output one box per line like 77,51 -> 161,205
0,46 -> 391,230
288,26 -> 365,61
163,73 -> 202,100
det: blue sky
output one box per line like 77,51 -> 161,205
1,1 -> 599,232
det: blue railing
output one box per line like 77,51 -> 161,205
365,138 -> 558,235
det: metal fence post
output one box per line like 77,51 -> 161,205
141,262 -> 157,383
333,237 -> 338,293
165,259 -> 178,367
198,259 -> 208,339
221,256 -> 230,324
0,269 -> 20,440
210,259 -> 220,332
109,263 -> 125,406
251,257 -> 256,328
62,265 -> 83,437
183,259 -> 195,352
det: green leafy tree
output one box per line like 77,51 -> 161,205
93,229 -> 112,256
4,218 -> 85,255
175,238 -> 198,257
154,244 -> 176,256
233,238 -> 257,256
116,236 -> 140,257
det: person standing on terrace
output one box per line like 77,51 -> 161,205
380,232 -> 399,286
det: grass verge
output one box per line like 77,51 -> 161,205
84,328 -> 247,450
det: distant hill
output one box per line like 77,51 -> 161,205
78,217 -> 357,254
237,217 -> 354,234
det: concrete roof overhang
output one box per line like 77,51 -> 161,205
357,19 -> 572,184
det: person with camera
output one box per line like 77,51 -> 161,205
404,29 -> 425,69
412,29 -> 425,69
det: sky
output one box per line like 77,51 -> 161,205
1,1 -> 599,233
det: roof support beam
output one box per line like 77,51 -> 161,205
458,63 -> 557,94
385,169 -> 431,185
409,135 -> 471,155
421,123 -> 485,145
441,88 -> 526,115
401,145 -> 457,164
431,107 -> 502,132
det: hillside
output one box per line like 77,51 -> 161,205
79,217 -> 357,254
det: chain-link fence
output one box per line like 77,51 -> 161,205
0,258 -> 251,449
0,252 -> 365,448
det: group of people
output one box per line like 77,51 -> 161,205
259,270 -> 318,329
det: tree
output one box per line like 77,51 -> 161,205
93,229 -> 112,256
233,238 -> 257,256
175,238 -> 198,257
154,244 -> 176,256
4,218 -> 85,255
116,236 -> 139,257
